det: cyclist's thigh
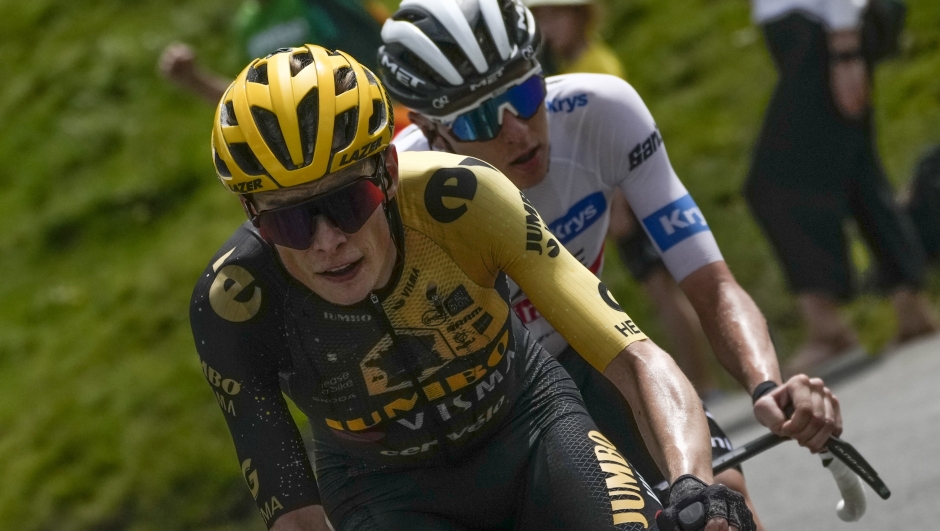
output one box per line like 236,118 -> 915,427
339,506 -> 472,531
321,459 -> 522,531
517,410 -> 662,531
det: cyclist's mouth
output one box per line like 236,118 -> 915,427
510,146 -> 539,167
319,258 -> 364,281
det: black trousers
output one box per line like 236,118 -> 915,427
744,13 -> 924,300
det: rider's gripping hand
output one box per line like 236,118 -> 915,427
753,375 -> 842,453
655,475 -> 755,531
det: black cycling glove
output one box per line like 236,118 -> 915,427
655,475 -> 756,531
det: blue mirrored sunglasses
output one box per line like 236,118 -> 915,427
445,74 -> 547,142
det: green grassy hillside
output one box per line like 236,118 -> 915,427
0,0 -> 937,529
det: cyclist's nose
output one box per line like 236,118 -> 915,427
499,110 -> 530,143
311,215 -> 347,252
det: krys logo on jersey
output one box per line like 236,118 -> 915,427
546,93 -> 588,114
641,194 -> 711,252
548,191 -> 607,245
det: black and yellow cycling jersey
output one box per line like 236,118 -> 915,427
190,151 -> 649,527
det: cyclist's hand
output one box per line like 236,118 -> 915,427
655,475 -> 755,531
830,57 -> 869,119
753,374 -> 841,453
159,42 -> 199,85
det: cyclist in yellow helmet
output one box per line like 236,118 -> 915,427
192,43 -> 755,531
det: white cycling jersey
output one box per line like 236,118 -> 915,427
394,73 -> 723,356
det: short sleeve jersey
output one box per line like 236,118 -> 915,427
394,74 -> 723,355
190,151 -> 646,527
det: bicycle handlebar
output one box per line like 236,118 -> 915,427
653,431 -> 887,528
821,451 -> 867,522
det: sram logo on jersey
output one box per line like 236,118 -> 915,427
549,191 -> 606,244
546,93 -> 588,114
629,128 -> 663,170
641,194 -> 710,252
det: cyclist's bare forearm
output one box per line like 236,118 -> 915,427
679,261 -> 781,394
270,505 -> 332,531
603,339 -> 714,483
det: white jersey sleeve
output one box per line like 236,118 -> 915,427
555,73 -> 723,282
391,124 -> 431,152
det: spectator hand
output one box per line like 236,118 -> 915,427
829,58 -> 869,120
753,374 -> 842,453
159,42 -> 200,87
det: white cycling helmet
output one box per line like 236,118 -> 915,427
376,0 -> 541,118
522,0 -> 592,6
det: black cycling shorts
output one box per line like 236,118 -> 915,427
556,345 -> 738,490
317,355 -> 663,531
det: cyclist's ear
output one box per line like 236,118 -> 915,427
383,144 -> 400,199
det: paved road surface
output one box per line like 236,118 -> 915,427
711,333 -> 940,530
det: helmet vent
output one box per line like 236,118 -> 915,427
364,69 -> 378,86
438,42 -> 475,79
400,49 -> 446,86
332,109 -> 359,151
246,63 -> 269,85
368,99 -> 386,135
213,150 -> 232,177
296,88 -> 319,166
228,143 -> 267,176
473,19 -> 501,66
290,51 -> 314,76
220,101 -> 238,126
250,106 -> 295,170
334,67 -> 357,95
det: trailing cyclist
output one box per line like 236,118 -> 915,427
378,0 -> 842,527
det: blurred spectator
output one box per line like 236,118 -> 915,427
905,145 -> 940,263
524,0 -> 719,399
744,0 -> 938,374
159,0 -> 386,103
525,0 -> 624,78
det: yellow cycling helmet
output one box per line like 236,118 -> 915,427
211,45 -> 394,194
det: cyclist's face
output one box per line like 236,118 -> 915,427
253,149 -> 400,305
416,104 -> 551,190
